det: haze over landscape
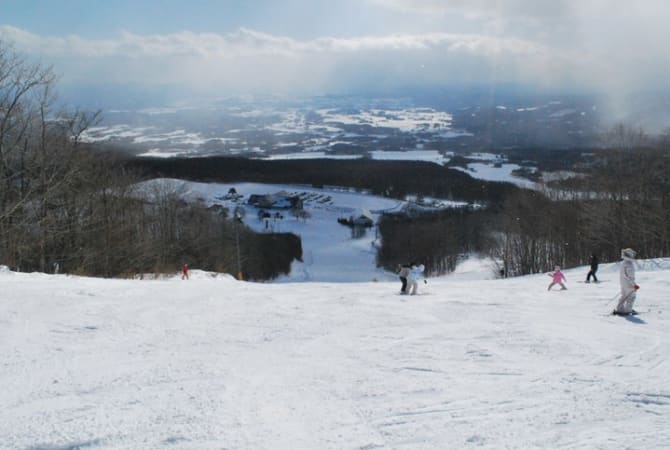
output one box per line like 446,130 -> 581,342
3,0 -> 670,124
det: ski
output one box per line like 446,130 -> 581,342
611,310 -> 640,316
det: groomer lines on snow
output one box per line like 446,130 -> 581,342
1,256 -> 668,449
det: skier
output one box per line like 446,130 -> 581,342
181,263 -> 189,280
547,266 -> 567,290
614,248 -> 639,315
586,254 -> 599,283
397,264 -> 411,294
408,263 -> 425,295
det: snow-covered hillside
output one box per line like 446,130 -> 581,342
1,260 -> 669,449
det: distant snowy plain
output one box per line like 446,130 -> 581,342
1,259 -> 669,449
83,104 -> 470,161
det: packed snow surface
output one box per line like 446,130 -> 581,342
1,259 -> 669,449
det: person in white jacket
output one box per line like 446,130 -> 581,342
408,264 -> 425,295
614,248 -> 639,315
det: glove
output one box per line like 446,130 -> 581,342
634,284 -> 640,290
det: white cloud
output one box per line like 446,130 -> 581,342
368,0 -> 572,21
369,0 -> 670,53
0,25 -> 573,93
1,18 -> 668,101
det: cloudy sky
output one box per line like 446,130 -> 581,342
2,0 -> 669,103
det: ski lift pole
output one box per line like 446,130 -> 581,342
235,222 -> 242,280
234,206 -> 245,280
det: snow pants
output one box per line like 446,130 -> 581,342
399,276 -> 407,294
586,268 -> 598,282
547,282 -> 566,290
616,288 -> 636,313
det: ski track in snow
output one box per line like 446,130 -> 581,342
0,263 -> 669,449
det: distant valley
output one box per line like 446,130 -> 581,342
84,93 -> 606,162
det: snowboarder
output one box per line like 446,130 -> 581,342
408,263 -> 425,295
181,263 -> 189,280
398,264 -> 411,294
547,266 -> 567,290
614,248 -> 639,315
586,254 -> 599,283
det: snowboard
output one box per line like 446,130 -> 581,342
611,309 -> 639,316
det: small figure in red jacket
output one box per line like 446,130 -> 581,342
547,266 -> 567,290
181,263 -> 189,280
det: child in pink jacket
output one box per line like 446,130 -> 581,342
547,266 -> 567,290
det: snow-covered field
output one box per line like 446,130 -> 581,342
452,163 -> 536,189
1,259 -> 669,449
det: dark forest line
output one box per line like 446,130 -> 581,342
126,156 -> 524,206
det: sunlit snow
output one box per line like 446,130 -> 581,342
1,258 -> 668,449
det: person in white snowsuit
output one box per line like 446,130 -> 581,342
408,264 -> 425,295
615,248 -> 639,314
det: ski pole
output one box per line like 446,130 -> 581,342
605,292 -> 620,307
608,290 -> 634,308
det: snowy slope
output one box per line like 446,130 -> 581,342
1,260 -> 669,449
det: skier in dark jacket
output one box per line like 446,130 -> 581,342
586,254 -> 599,283
398,264 -> 411,294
